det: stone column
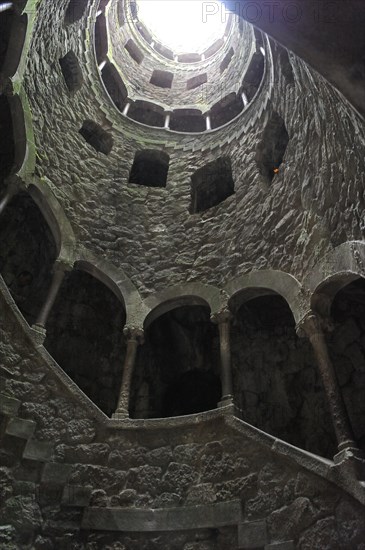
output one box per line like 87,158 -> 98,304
122,101 -> 131,117
114,326 -> 144,419
241,92 -> 248,107
164,112 -> 171,129
0,187 -> 17,216
98,60 -> 107,71
34,260 -> 71,329
211,308 -> 234,406
296,311 -> 357,453
205,114 -> 211,131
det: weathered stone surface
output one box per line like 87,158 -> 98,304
22,439 -> 54,462
267,497 -> 317,541
238,519 -> 267,549
5,417 -> 36,439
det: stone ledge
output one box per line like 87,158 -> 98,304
82,500 -> 242,532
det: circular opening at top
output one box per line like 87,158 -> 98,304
135,0 -> 227,53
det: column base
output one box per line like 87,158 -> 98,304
112,410 -> 129,420
217,395 -> 234,408
30,324 -> 47,346
333,446 -> 365,481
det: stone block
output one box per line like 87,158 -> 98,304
62,484 -> 92,507
238,520 -> 268,549
41,462 -> 72,484
6,417 -> 36,439
23,439 -> 54,462
0,394 -> 21,416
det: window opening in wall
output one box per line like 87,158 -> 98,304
59,51 -> 83,92
124,38 -> 144,64
150,69 -> 174,89
190,157 -> 235,213
79,120 -> 113,155
64,0 -> 88,25
279,48 -> 295,85
129,149 -> 169,187
256,112 -> 289,184
220,47 -> 234,73
186,73 -> 207,90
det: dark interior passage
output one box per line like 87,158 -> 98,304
231,293 -> 336,458
329,277 -> 365,452
0,95 -> 15,187
45,269 -> 126,417
131,305 -> 221,419
0,193 -> 57,325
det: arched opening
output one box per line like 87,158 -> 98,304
44,269 -> 126,417
241,50 -> 265,102
210,93 -> 243,128
129,149 -> 169,187
327,277 -> 365,452
170,109 -> 205,133
230,292 -> 336,458
178,53 -> 201,63
101,62 -> 128,112
154,42 -> 174,60
204,38 -> 224,59
1,11 -> 27,78
128,100 -> 165,127
0,192 -> 57,325
0,95 -> 15,189
130,304 -> 221,418
95,11 -> 108,64
0,3 -> 15,72
64,0 -> 88,25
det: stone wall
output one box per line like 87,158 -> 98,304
1,288 -> 365,549
22,0 -> 365,298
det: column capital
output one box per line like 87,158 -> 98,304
123,325 -> 144,344
296,310 -> 334,338
53,258 -> 74,274
296,311 -> 321,339
210,307 -> 232,325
